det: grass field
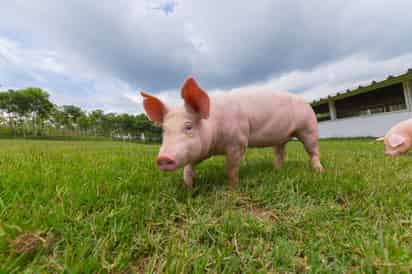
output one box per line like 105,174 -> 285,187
0,139 -> 412,273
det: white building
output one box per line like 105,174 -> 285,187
311,69 -> 412,138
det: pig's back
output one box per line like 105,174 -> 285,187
387,118 -> 412,137
211,89 -> 316,147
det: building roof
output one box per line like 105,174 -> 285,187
311,69 -> 412,106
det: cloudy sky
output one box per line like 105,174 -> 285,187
1,0 -> 412,114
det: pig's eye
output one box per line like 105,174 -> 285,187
184,123 -> 193,133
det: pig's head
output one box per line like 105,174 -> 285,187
384,133 -> 410,156
141,77 -> 210,171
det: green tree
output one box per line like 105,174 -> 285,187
0,87 -> 162,141
61,105 -> 85,134
89,109 -> 105,136
21,88 -> 54,135
0,89 -> 30,136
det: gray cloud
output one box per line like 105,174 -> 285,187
0,0 -> 412,112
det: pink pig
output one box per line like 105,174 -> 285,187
377,118 -> 412,156
141,77 -> 323,187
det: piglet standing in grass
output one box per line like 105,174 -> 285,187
141,77 -> 323,187
376,118 -> 412,156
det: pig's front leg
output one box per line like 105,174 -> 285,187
274,144 -> 286,169
183,164 -> 195,187
226,146 -> 246,187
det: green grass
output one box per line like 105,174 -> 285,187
1,139 -> 412,273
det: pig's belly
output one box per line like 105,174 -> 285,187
247,128 -> 292,147
245,113 -> 295,147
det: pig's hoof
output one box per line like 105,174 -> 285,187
314,165 -> 324,173
273,161 -> 283,169
228,180 -> 239,188
183,181 -> 194,188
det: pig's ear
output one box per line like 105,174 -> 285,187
388,134 -> 405,147
181,77 -> 210,119
140,91 -> 168,125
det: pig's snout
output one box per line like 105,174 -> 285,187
156,154 -> 177,171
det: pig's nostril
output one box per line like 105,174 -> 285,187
156,155 -> 176,168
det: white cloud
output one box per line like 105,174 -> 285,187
226,53 -> 411,103
0,37 -> 66,83
0,38 -> 64,74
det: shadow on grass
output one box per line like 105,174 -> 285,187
186,158 -> 316,197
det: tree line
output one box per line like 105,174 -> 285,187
0,88 -> 161,141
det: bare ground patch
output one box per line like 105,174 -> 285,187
225,192 -> 279,224
11,230 -> 56,255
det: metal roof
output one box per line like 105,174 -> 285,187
311,68 -> 412,106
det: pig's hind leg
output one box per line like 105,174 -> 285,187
274,143 -> 286,169
296,131 -> 323,172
